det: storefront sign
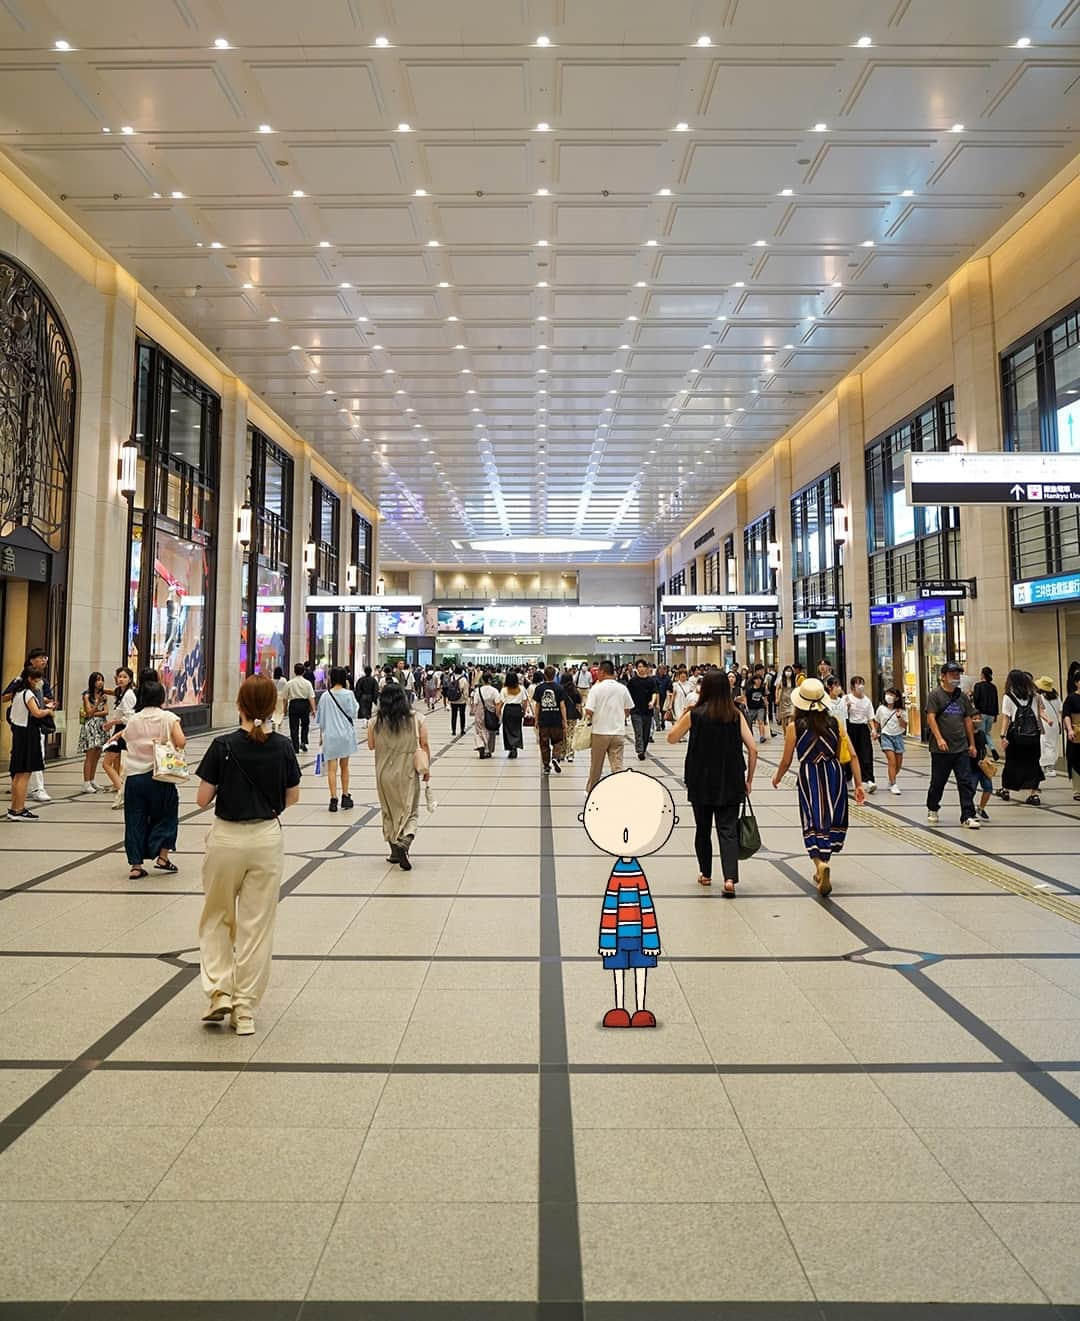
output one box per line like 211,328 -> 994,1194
1012,571 -> 1080,608
793,618 -> 832,633
0,542 -> 48,581
306,594 -> 422,613
906,451 -> 1080,506
870,597 -> 947,626
918,580 -> 970,599
810,605 -> 843,620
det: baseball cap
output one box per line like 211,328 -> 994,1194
941,661 -> 963,674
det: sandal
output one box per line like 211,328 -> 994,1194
129,867 -> 147,879
1025,795 -> 1041,806
1073,793 -> 1080,802
697,874 -> 712,887
722,879 -> 736,899
154,859 -> 178,873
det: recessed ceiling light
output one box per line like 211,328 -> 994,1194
455,343 -> 465,349
151,191 -> 162,198
374,35 -> 390,46
427,239 -> 440,247
780,188 -> 794,196
861,239 -> 875,247
754,239 -> 768,246
290,344 -> 301,350
856,35 -> 873,47
292,189 -> 305,198
900,189 -> 915,197
734,280 -> 745,287
784,343 -> 794,349
537,367 -> 547,373
101,126 -> 112,133
536,121 -> 551,131
258,124 -> 273,133
646,239 -> 658,246
357,316 -> 369,322
339,281 -> 351,288
537,314 -> 548,321
696,35 -> 712,46
812,122 -> 828,132
537,280 -> 549,287
950,123 -> 964,132
620,343 -> 630,349
716,314 -> 727,321
268,316 -> 280,323
414,188 -> 428,196
461,368 -> 471,373
635,280 -> 647,287
397,122 -> 412,132
438,281 -> 450,288
1015,36 -> 1032,47
658,187 -> 672,196
213,37 -> 231,48
535,34 -> 551,46
385,368 -> 395,374
674,122 -> 690,131
628,315 -> 638,321
53,39 -> 72,50
120,125 -> 135,135
447,315 -> 458,321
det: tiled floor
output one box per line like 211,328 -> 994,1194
1,708 -> 1079,1320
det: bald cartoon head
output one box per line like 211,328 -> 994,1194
580,769 -> 678,858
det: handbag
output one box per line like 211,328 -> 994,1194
51,710 -> 66,735
152,717 -> 189,784
737,796 -> 762,860
573,720 -> 593,753
413,715 -> 430,775
838,731 -> 853,764
479,688 -> 500,732
978,754 -> 999,778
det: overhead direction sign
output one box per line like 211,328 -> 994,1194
305,594 -> 423,613
661,594 -> 779,612
906,451 -> 1080,506
917,580 -> 972,600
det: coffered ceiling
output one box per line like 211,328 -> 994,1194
2,0 -> 1080,564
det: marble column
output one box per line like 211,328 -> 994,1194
210,376 -> 248,726
836,374 -> 871,683
773,440 -> 793,665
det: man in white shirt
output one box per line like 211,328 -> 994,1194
584,659 -> 634,793
284,663 -> 317,752
576,664 -> 592,693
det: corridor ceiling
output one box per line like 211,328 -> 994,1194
2,0 -> 1080,564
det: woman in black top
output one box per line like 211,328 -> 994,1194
559,671 -> 584,762
195,673 -> 302,1036
667,670 -> 758,896
744,675 -> 768,742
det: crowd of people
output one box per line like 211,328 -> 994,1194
3,645 -> 1079,1032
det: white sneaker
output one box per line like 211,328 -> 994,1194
865,781 -> 877,794
83,782 -> 99,793
29,790 -> 51,803
111,795 -> 124,811
927,810 -> 939,824
962,816 -> 981,829
890,784 -> 901,796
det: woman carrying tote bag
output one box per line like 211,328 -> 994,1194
667,669 -> 757,896
120,681 -> 186,880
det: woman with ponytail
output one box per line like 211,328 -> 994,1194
195,674 -> 302,1036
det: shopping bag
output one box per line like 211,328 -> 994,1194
314,751 -> 323,776
51,710 -> 67,735
424,781 -> 437,812
573,721 -> 593,753
737,796 -> 762,860
152,740 -> 189,784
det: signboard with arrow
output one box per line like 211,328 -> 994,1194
905,452 -> 1080,506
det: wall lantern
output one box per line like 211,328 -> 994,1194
375,576 -> 386,596
346,563 -> 358,591
118,438 -> 138,497
767,541 -> 782,570
832,503 -> 849,543
303,541 -> 316,572
237,500 -> 252,549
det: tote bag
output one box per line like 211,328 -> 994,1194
737,796 -> 762,860
152,727 -> 189,784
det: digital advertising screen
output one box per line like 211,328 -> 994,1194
377,610 -> 424,637
437,608 -> 486,634
483,604 -> 532,635
545,605 -> 642,636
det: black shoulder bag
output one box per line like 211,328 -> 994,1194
220,733 -> 282,823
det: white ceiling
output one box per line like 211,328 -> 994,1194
2,0 -> 1080,565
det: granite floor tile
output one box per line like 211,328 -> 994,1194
346,1126 -> 537,1202
976,1203 -> 1080,1304
575,1127 -> 768,1202
916,1127 -> 1080,1201
0,1201 -> 138,1300
0,1124 -> 197,1200
370,1073 -> 537,1129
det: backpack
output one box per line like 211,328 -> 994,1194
1010,697 -> 1040,745
445,677 -> 462,702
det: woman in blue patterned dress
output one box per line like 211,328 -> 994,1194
772,678 -> 865,896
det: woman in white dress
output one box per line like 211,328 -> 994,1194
1035,676 -> 1063,777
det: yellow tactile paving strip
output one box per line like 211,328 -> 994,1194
850,803 -> 1080,927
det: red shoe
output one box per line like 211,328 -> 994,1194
630,1009 -> 656,1028
602,1008 -> 632,1028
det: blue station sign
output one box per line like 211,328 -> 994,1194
869,597 -> 947,626
1012,572 -> 1080,608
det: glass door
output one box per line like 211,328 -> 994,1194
902,621 -> 922,737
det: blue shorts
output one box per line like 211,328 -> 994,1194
879,733 -> 905,754
602,936 -> 658,971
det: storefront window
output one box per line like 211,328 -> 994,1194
125,337 -> 218,722
1004,299 -> 1080,586
743,511 -> 776,596
241,428 -> 292,678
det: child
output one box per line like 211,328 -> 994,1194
875,687 -> 908,795
969,725 -> 994,822
580,769 -> 678,1027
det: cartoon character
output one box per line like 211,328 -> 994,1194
580,769 -> 678,1027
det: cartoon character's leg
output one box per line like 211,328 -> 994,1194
602,969 -> 632,1027
630,967 -> 656,1027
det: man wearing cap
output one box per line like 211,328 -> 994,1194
925,662 -> 979,828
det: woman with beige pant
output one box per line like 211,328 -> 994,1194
195,674 -> 301,1036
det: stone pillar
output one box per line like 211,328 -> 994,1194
836,375 -> 871,682
732,479 -> 748,662
773,440 -> 793,665
949,259 -> 1032,678
289,448 -> 312,669
211,377 -> 248,726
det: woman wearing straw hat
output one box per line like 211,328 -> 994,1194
771,677 -> 865,896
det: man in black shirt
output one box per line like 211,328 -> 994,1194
530,665 -> 567,773
625,658 -> 659,760
354,666 -> 379,725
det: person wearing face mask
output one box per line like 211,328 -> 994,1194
925,662 -> 979,828
843,676 -> 877,793
875,688 -> 908,794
